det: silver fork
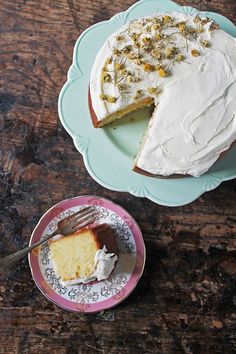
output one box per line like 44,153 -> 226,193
0,206 -> 98,271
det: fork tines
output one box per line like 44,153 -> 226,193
71,206 -> 98,230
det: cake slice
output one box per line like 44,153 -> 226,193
49,224 -> 118,285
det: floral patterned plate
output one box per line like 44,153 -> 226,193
28,196 -> 145,313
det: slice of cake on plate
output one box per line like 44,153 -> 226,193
49,223 -> 118,285
89,12 -> 236,177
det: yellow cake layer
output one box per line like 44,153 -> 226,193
96,97 -> 154,127
49,230 -> 98,281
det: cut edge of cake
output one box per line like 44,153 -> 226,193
89,88 -> 154,128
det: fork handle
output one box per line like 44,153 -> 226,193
0,230 -> 59,272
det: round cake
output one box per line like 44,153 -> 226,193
89,12 -> 236,177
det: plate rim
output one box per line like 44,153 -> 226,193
28,195 -> 146,313
58,0 -> 236,206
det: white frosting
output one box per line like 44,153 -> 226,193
63,246 -> 118,285
90,12 -> 236,177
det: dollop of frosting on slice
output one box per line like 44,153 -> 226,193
93,246 -> 118,281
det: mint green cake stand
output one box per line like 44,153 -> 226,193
58,0 -> 236,207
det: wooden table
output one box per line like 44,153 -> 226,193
0,1 -> 236,353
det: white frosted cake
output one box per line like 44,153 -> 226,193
89,13 -> 236,177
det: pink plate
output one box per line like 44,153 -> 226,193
28,195 -> 146,313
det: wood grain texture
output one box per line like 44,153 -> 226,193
0,1 -> 236,353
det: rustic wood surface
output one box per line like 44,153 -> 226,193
0,0 -> 236,353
